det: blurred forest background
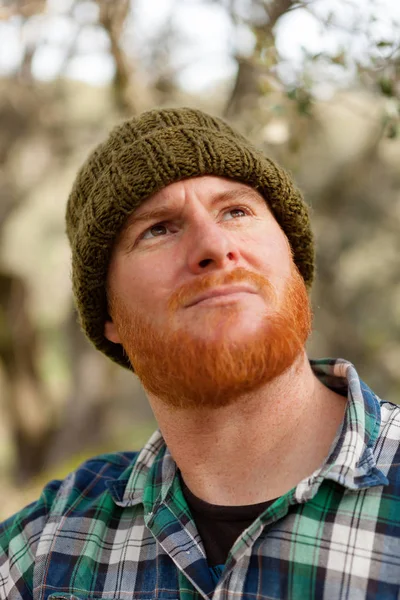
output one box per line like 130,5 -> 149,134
0,0 -> 399,520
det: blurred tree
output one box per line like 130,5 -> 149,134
0,0 -> 159,482
0,80 -> 74,481
96,0 -> 136,114
224,0 -> 297,121
0,272 -> 56,483
207,0 -> 400,136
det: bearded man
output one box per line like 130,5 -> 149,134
1,107 -> 400,600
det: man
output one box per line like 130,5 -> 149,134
1,107 -> 399,600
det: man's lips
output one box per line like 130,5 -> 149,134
185,285 -> 258,308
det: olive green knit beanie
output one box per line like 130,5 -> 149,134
66,106 -> 314,370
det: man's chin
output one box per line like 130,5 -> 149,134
176,309 -> 268,343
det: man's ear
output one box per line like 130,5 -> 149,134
104,320 -> 122,344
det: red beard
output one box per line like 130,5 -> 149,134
109,265 -> 312,409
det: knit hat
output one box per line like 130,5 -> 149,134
66,107 -> 314,370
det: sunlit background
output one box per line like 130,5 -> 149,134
1,0 -> 399,520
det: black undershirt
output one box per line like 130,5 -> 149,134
181,477 -> 275,566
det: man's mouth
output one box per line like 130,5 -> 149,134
185,285 -> 258,308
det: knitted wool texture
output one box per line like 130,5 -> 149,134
66,107 -> 315,370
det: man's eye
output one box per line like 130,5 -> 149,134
223,207 -> 248,220
142,223 -> 168,239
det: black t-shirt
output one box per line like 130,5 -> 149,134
181,477 -> 275,566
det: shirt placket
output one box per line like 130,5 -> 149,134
145,500 -> 215,600
211,493 -> 295,600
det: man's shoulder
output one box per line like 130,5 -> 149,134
0,450 -> 138,551
69,450 -> 139,488
0,451 -> 139,599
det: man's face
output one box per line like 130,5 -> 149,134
105,176 -> 312,409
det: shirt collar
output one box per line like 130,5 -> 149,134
108,358 -> 388,508
295,359 -> 388,502
107,429 -> 171,507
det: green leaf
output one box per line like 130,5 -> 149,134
379,77 -> 395,97
377,40 -> 393,48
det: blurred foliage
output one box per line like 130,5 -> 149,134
0,0 -> 399,516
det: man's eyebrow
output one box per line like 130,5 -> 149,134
128,206 -> 179,226
211,187 -> 266,207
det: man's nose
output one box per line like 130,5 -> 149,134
186,218 -> 240,274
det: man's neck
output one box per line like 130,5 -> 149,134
147,353 -> 347,506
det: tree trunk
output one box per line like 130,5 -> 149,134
0,272 -> 56,484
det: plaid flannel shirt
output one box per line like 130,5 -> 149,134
1,358 -> 400,600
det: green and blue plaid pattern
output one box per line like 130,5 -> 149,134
1,359 -> 400,600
